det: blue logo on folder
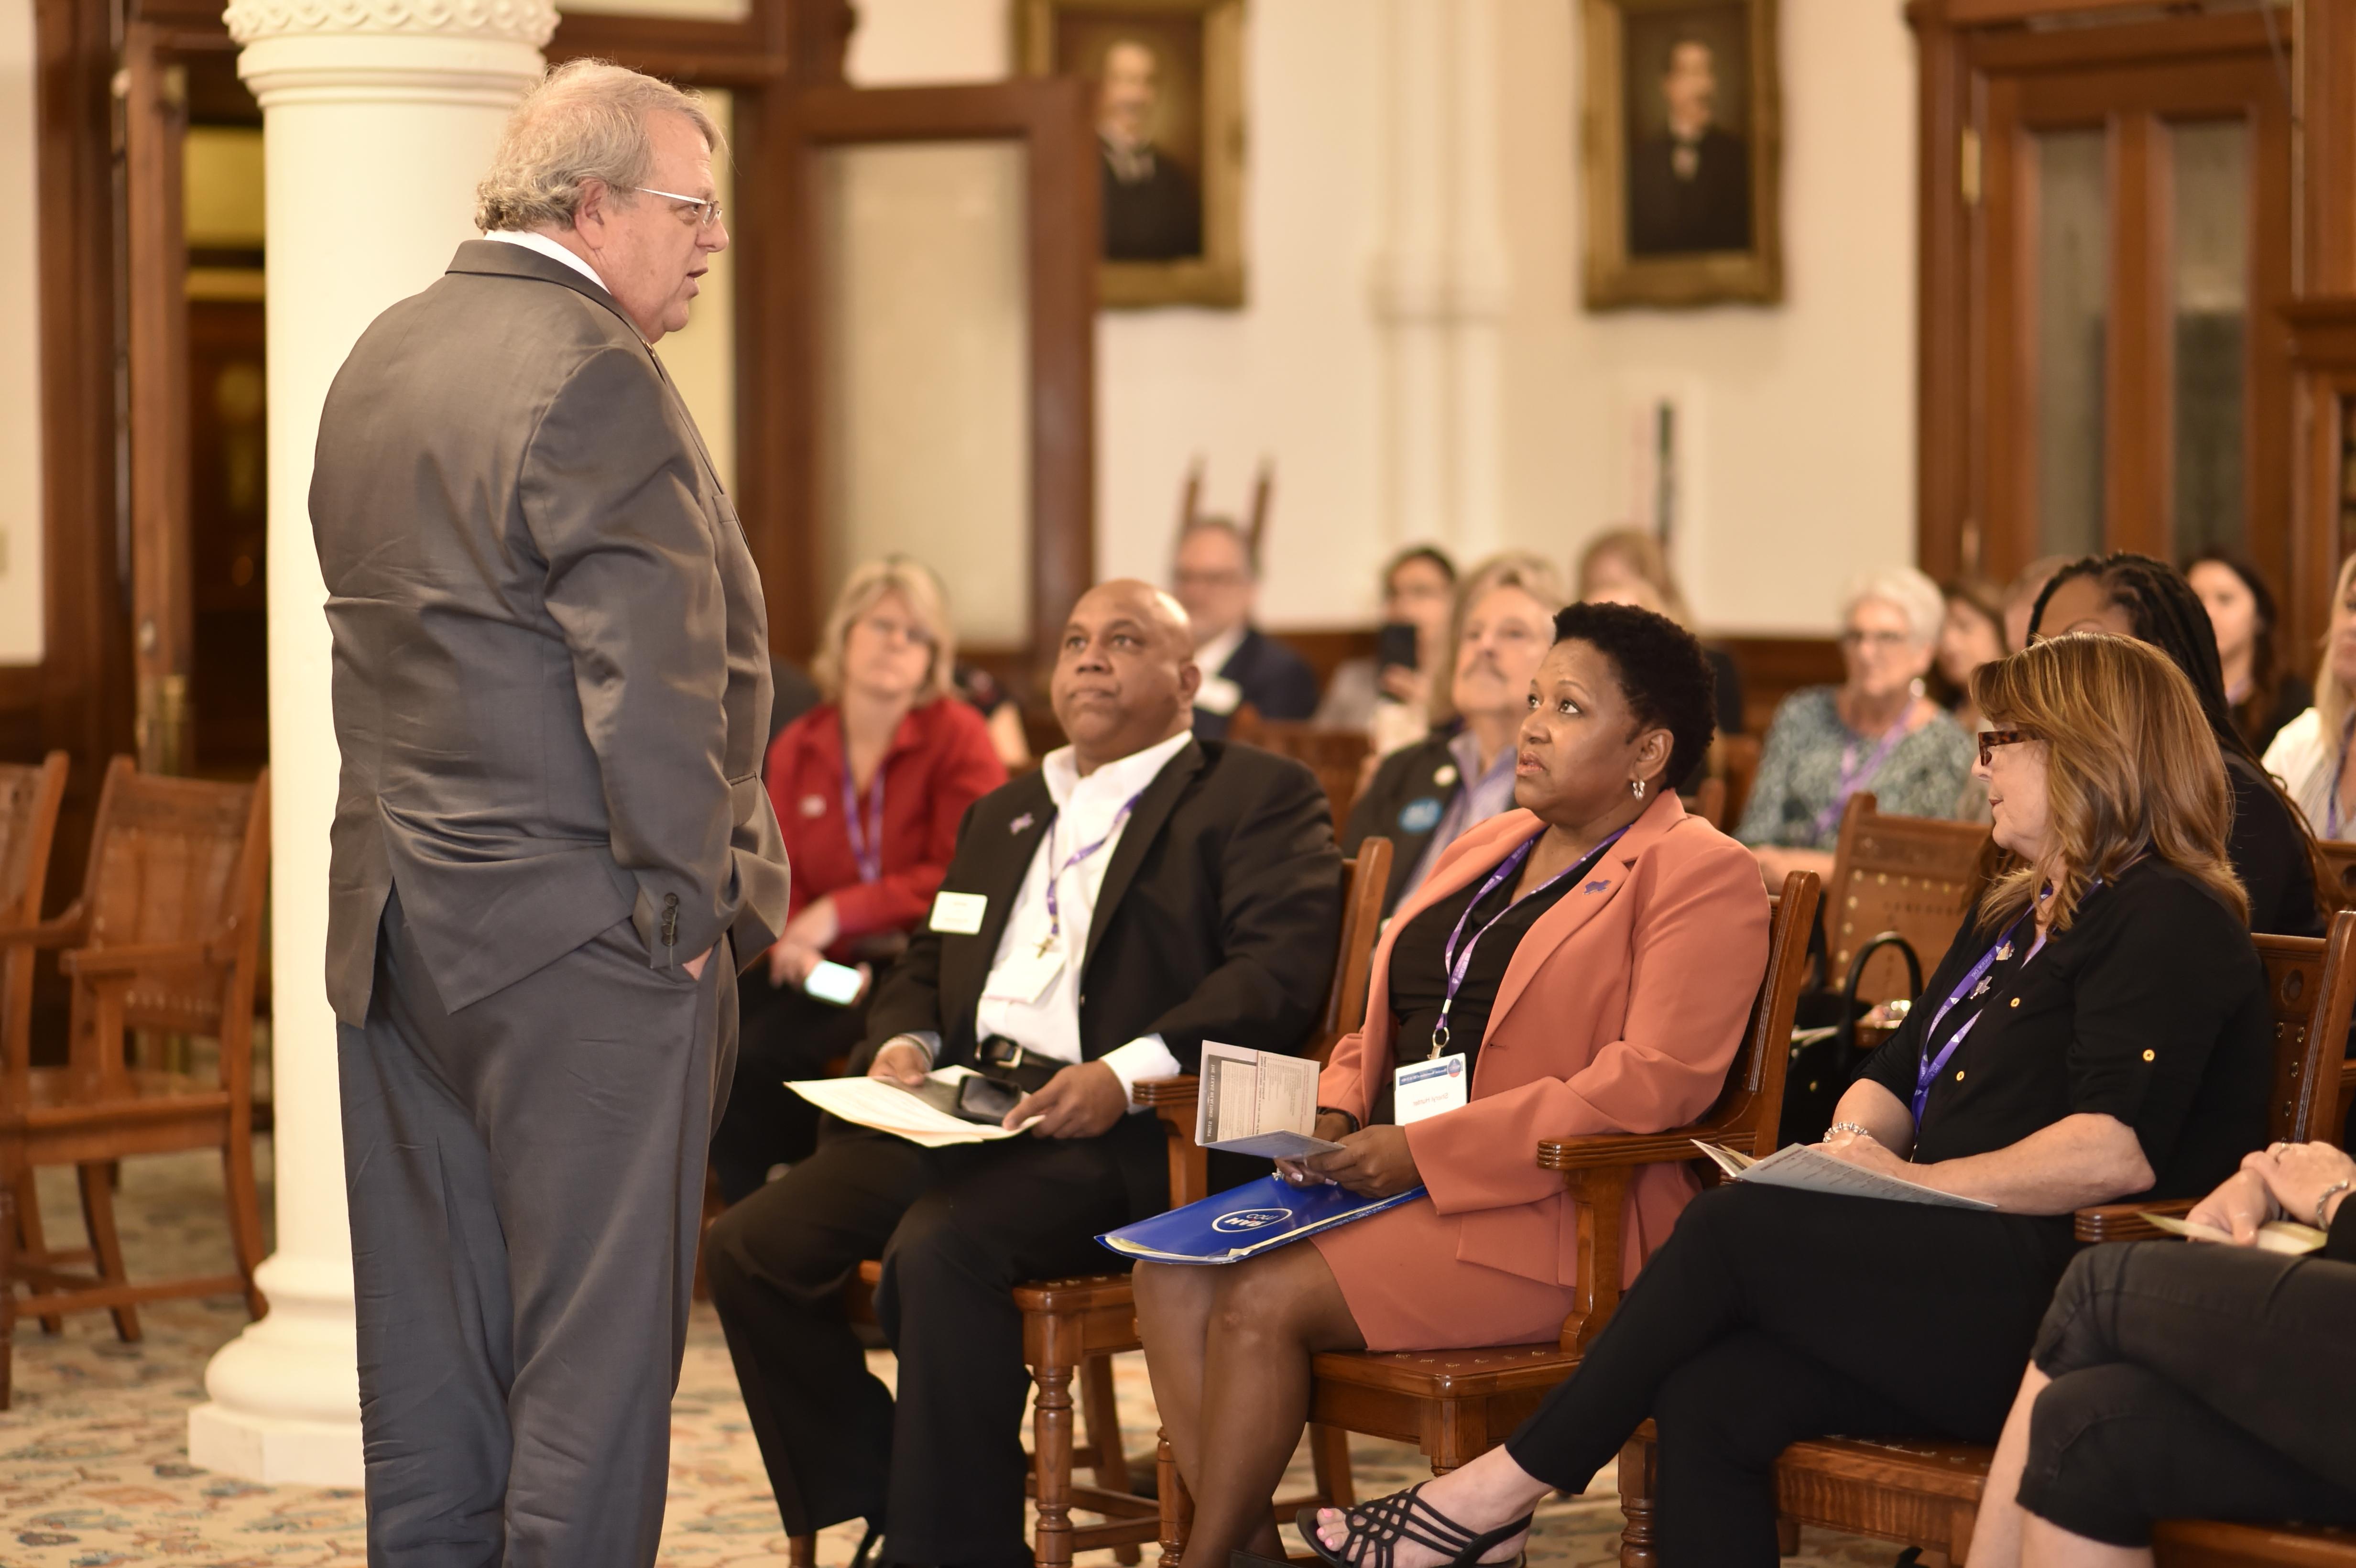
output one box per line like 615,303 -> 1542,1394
1098,1175 -> 1427,1265
1212,1209 -> 1294,1233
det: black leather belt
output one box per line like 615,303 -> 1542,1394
975,1035 -> 1064,1093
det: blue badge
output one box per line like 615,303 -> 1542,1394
1399,796 -> 1444,834
1211,1208 -> 1295,1234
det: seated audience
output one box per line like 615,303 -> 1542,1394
1316,544 -> 1458,752
717,559 -> 1008,1202
2263,551 -> 2356,841
2034,553 -> 2323,937
2188,550 -> 2311,756
1577,526 -> 1744,740
1308,632 -> 2273,1568
953,660 -> 1034,772
1139,601 -> 1767,1568
702,580 -> 1342,1565
1172,515 -> 1320,738
1937,579 -> 2007,732
1343,553 -> 1567,918
1736,566 -> 1974,884
1966,1139 -> 2356,1567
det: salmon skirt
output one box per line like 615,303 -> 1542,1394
1308,1192 -> 1577,1353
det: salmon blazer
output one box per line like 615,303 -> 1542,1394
1319,794 -> 1769,1287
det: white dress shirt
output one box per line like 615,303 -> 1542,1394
892,730 -> 1192,1104
1191,623 -> 1248,718
485,230 -> 611,295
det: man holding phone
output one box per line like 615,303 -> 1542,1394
703,579 -> 1343,1567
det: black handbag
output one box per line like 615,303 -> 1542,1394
1776,928 -> 1924,1149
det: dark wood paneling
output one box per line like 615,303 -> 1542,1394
1718,635 -> 1845,738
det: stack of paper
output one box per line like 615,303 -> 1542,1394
1195,1042 -> 1345,1160
1100,1175 -> 1426,1265
2145,1213 -> 2327,1254
788,1067 -> 1041,1148
1694,1140 -> 1998,1211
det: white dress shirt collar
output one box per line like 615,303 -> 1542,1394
1040,728 -> 1194,813
1191,624 -> 1248,683
485,230 -> 611,295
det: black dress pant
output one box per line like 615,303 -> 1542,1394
2018,1239 -> 2356,1546
1501,1183 -> 2078,1568
710,972 -> 873,1202
702,1113 -> 1163,1566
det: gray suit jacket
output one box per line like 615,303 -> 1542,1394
311,240 -> 791,1025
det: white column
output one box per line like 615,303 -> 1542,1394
187,0 -> 555,1486
1370,0 -> 1509,560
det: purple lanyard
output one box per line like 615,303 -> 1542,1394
1429,826 -> 1629,1057
1813,714 -> 1911,839
2329,712 -> 2356,839
1909,882 -> 2086,1122
840,757 -> 886,884
1038,791 -> 1147,948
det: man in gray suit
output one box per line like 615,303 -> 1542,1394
309,60 -> 790,1566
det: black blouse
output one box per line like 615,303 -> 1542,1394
2225,751 -> 2323,938
1385,864 -> 1578,1088
1855,858 -> 2271,1207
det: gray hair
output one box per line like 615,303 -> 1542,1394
475,59 -> 724,234
1840,565 -> 1946,647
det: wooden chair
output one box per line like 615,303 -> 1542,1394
0,758 -> 271,1409
0,753 -> 69,1380
1227,708 -> 1374,831
1680,776 -> 1727,831
787,838 -> 1393,1568
2320,841 -> 2356,1135
1715,734 -> 1762,833
1154,871 -> 1824,1567
1614,908 -> 2356,1568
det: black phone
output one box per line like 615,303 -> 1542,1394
1375,621 -> 1419,674
956,1075 -> 1025,1123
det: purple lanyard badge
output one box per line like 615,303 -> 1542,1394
840,758 -> 886,884
1813,715 -> 1910,840
1429,826 -> 1629,1057
1036,790 -> 1147,954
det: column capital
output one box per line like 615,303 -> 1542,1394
226,0 -> 556,49
228,0 -> 554,110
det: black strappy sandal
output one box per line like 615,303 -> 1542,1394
1292,1483 -> 1533,1568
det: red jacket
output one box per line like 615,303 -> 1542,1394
762,697 -> 1009,950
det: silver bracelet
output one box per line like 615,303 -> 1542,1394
2314,1178 -> 2353,1230
1824,1122 -> 1871,1140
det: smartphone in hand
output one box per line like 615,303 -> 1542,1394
1375,621 -> 1419,673
803,959 -> 865,1007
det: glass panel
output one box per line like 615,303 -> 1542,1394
656,90 -> 734,494
2169,118 -> 2250,559
816,142 -> 1031,647
2035,128 -> 2110,559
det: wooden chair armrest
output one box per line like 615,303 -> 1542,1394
0,904 -> 89,952
58,941 -> 215,979
2072,1197 -> 2197,1244
1538,1125 -> 1754,1173
1130,1075 -> 1199,1110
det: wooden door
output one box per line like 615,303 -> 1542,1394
1921,9 -> 2294,602
765,80 -> 1098,687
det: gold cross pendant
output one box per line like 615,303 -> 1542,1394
1035,932 -> 1058,958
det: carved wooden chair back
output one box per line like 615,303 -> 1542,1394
1682,775 -> 1727,830
0,754 -> 69,1073
1309,836 -> 1390,1067
2320,840 -> 2356,907
2255,911 -> 2356,1146
1226,709 -> 1373,831
1823,793 -> 1991,1011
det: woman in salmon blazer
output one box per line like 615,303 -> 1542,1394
1133,600 -> 1770,1568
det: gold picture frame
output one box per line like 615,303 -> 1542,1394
1582,0 -> 1782,310
1018,0 -> 1247,310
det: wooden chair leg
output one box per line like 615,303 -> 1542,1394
0,1180 -> 15,1410
222,1132 -> 267,1319
76,1162 -> 140,1343
1079,1350 -> 1143,1566
786,1534 -> 815,1567
1033,1357 -> 1078,1568
1309,1423 -> 1354,1509
1157,1426 -> 1191,1568
1618,1435 -> 1658,1568
14,1170 -> 61,1335
1777,1516 -> 1800,1555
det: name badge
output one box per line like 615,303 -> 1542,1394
982,948 -> 1064,1005
929,891 -> 988,935
1394,1054 -> 1468,1125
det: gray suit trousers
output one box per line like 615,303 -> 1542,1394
338,887 -> 737,1568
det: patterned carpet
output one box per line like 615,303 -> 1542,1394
0,1149 -> 1907,1567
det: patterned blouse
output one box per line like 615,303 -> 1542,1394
1735,687 -> 1978,850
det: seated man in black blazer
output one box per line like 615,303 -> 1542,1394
704,577 -> 1343,1568
1172,517 -> 1321,739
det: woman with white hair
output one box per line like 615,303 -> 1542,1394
1736,566 -> 1976,883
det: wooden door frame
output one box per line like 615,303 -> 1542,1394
766,79 -> 1100,680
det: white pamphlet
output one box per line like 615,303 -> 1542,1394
1195,1042 -> 1343,1160
789,1067 -> 1042,1148
2144,1212 -> 2327,1254
1692,1140 -> 1998,1211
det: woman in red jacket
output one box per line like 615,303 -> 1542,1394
714,558 -> 1008,1201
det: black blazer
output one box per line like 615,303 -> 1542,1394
1627,126 -> 1752,255
1194,627 -> 1322,739
864,738 -> 1342,1082
1342,732 -> 1462,917
2225,750 -> 2324,938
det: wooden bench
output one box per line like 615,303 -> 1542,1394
1155,871 -> 1824,1566
1614,909 -> 2356,1568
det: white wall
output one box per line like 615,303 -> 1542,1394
0,0 -> 43,664
1492,0 -> 1916,634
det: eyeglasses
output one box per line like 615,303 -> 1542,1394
633,185 -> 725,229
1977,728 -> 2035,767
1839,628 -> 1913,651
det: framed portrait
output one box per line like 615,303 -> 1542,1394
1018,0 -> 1246,309
1582,0 -> 1782,310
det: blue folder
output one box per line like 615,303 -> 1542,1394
1097,1175 -> 1427,1265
